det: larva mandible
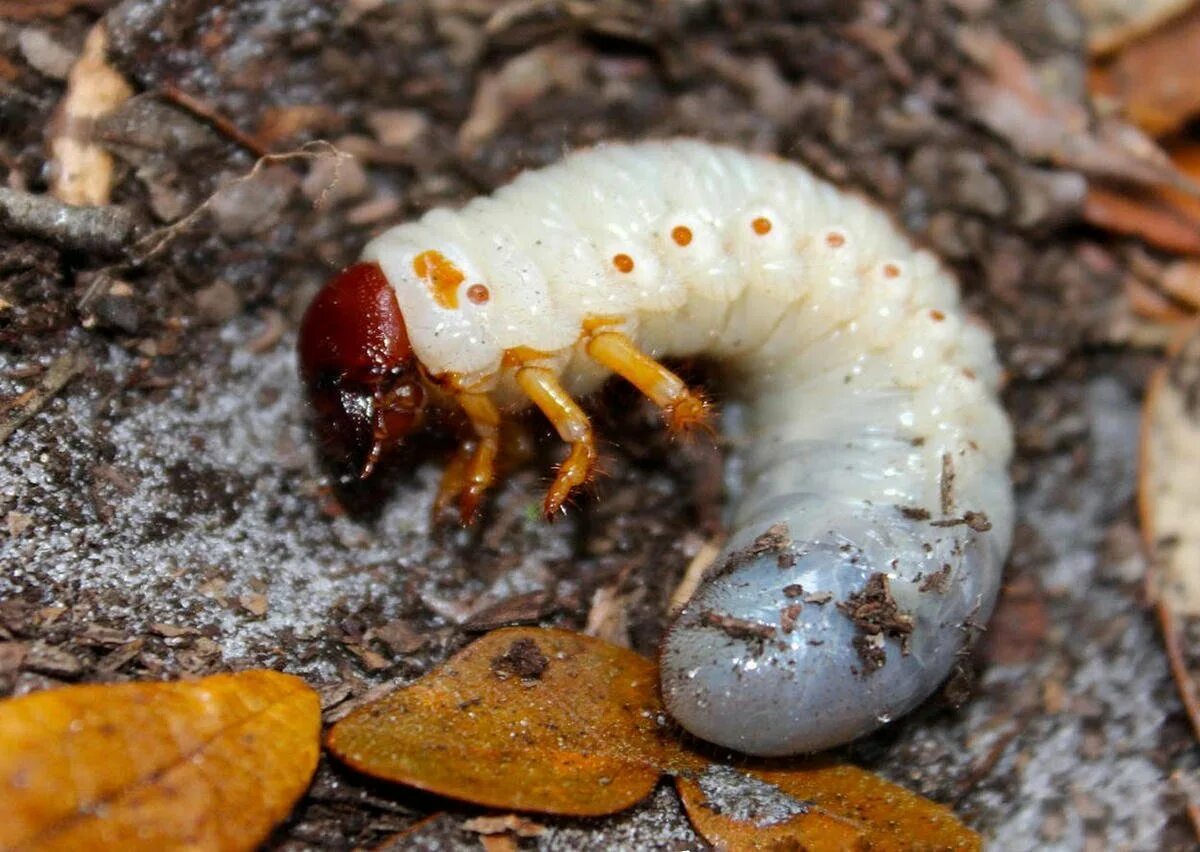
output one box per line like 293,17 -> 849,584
298,140 -> 1014,756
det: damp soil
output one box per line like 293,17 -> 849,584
1,1 -> 1197,849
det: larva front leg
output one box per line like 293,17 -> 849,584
513,366 -> 596,517
434,391 -> 501,524
584,329 -> 710,433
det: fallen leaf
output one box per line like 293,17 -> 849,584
0,670 -> 320,850
960,29 -> 1192,192
1139,323 -> 1200,740
1080,0 -> 1195,56
49,23 -> 133,205
1089,3 -> 1200,136
677,760 -> 982,851
1083,184 -> 1200,255
326,627 -> 668,816
329,626 -> 981,843
1124,273 -> 1197,325
0,0 -> 103,21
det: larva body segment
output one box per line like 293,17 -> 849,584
318,140 -> 1013,755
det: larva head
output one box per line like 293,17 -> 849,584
298,262 -> 426,481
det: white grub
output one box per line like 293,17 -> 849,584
360,140 -> 1014,754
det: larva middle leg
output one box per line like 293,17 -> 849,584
435,390 -> 501,523
513,366 -> 597,516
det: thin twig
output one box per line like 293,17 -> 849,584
157,82 -> 270,158
126,141 -> 351,268
0,351 -> 88,446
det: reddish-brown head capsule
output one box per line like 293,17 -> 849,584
298,262 -> 426,481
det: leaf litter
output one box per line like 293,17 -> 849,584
0,670 -> 320,850
327,627 -> 980,848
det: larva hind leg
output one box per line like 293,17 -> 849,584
585,330 -> 711,433
514,366 -> 596,517
434,391 -> 500,524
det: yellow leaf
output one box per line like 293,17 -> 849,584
326,627 -> 667,816
0,670 -> 320,851
677,759 -> 981,851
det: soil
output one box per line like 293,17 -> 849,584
1,0 -> 1197,849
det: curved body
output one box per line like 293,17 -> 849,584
328,140 -> 1014,755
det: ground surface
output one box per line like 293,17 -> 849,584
1,0 -> 1197,849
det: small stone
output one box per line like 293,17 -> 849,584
4,511 -> 33,537
24,641 -> 83,678
238,592 -> 268,617
193,280 -> 242,324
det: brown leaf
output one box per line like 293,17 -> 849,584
1083,184 -> 1200,255
329,627 -> 980,842
326,627 -> 668,816
1081,0 -> 1195,56
960,29 -> 1191,192
1090,4 -> 1200,136
0,0 -> 103,21
677,759 -> 982,851
1089,145 -> 1200,288
0,670 -> 320,850
49,23 -> 133,206
1139,324 -> 1200,740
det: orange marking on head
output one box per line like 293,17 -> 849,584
825,231 -> 845,248
466,283 -> 490,304
671,225 -> 693,246
612,253 -> 635,273
930,309 -> 946,322
883,263 -> 901,279
752,217 -> 772,235
412,250 -> 465,309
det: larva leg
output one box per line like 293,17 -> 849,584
514,366 -> 596,516
585,330 -> 710,432
434,391 -> 500,523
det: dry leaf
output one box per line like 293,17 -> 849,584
329,626 -> 979,842
1124,274 -> 1196,325
960,29 -> 1190,192
0,0 -> 103,21
1139,324 -> 1200,739
0,670 -> 320,850
1079,0 -> 1195,56
326,627 -> 668,816
1090,4 -> 1200,136
1083,184 -> 1200,255
49,23 -> 133,206
677,760 -> 982,851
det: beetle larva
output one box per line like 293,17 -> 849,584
298,140 -> 1014,755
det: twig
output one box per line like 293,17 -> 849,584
0,351 -> 88,446
157,83 -> 270,159
0,187 -> 133,254
951,713 -> 1030,805
126,140 -> 350,268
668,535 -> 725,614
